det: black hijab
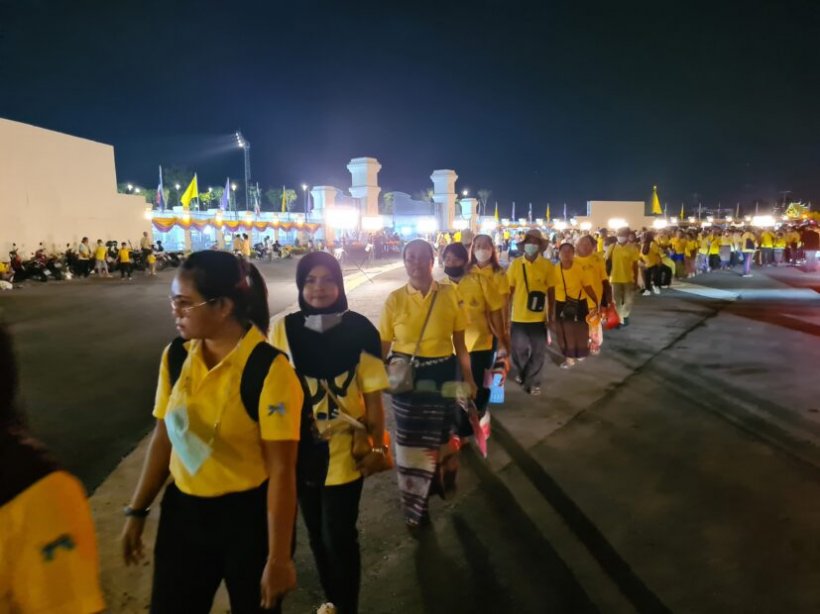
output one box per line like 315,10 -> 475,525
286,252 -> 380,380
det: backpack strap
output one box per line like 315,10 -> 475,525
167,337 -> 188,388
240,342 -> 282,422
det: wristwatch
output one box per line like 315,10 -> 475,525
123,505 -> 151,518
370,446 -> 387,456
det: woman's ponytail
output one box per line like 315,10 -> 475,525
244,263 -> 271,334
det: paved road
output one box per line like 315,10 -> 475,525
7,258 -> 820,612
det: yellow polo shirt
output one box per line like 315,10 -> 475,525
450,271 -> 504,352
574,253 -> 607,308
741,232 -> 757,253
378,281 -> 466,358
118,248 -> 131,263
153,326 -> 303,497
686,239 -> 699,257
473,264 -> 510,300
94,245 -> 106,260
641,242 -> 662,267
670,237 -> 687,255
507,255 -> 554,324
270,320 -> 388,486
0,471 -> 105,613
760,231 -> 774,248
553,261 -> 595,303
609,244 -> 640,284
708,238 -> 720,255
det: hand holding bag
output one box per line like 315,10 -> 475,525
387,289 -> 439,394
319,380 -> 394,474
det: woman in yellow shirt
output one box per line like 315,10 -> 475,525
270,252 -> 390,614
122,251 -> 304,612
574,235 -> 610,354
379,239 -> 476,530
549,243 -> 598,369
719,231 -> 734,270
441,242 -> 509,438
0,325 -> 106,614
470,233 -> 511,333
640,232 -> 663,295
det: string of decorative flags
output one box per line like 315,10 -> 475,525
151,216 -> 322,234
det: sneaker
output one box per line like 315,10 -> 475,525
527,385 -> 541,395
317,603 -> 338,614
559,359 -> 576,369
652,286 -> 660,295
742,274 -> 753,278
641,290 -> 651,297
622,317 -> 630,327
514,375 -> 524,386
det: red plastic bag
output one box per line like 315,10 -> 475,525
602,304 -> 621,330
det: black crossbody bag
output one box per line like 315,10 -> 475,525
522,263 -> 546,313
558,266 -> 585,322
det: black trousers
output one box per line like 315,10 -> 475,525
120,262 -> 132,278
643,265 -> 661,291
511,322 -> 546,388
151,482 -> 283,614
298,478 -> 364,614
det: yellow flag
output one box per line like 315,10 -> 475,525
546,204 -> 551,220
651,185 -> 663,215
180,174 -> 198,210
494,203 -> 499,220
680,203 -> 685,220
281,185 -> 287,213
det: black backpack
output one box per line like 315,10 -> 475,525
166,337 -> 329,488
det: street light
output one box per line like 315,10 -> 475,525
127,183 -> 133,192
134,187 -> 141,194
302,183 -> 309,214
236,130 -> 251,211
175,183 -> 181,190
462,189 -> 469,197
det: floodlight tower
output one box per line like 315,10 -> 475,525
236,131 -> 251,211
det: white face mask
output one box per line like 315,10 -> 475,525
304,312 -> 345,333
617,237 -> 627,244
524,244 -> 540,257
474,248 -> 492,264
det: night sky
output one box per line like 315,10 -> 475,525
2,0 -> 819,216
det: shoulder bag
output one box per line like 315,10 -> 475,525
558,266 -> 585,322
387,288 -> 438,394
319,380 -> 393,472
521,261 -> 546,313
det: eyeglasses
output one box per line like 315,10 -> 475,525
169,297 -> 216,314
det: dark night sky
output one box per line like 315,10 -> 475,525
2,0 -> 819,216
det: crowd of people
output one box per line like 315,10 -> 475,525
1,232 -> 167,284
2,219 -> 819,613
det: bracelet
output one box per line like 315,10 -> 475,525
370,446 -> 387,455
123,505 -> 151,518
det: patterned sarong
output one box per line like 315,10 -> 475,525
390,356 -> 455,526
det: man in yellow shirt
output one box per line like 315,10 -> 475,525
117,242 -> 133,280
608,228 -> 640,326
506,229 -> 553,395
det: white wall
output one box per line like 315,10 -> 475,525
578,200 -> 655,231
0,117 -> 150,256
